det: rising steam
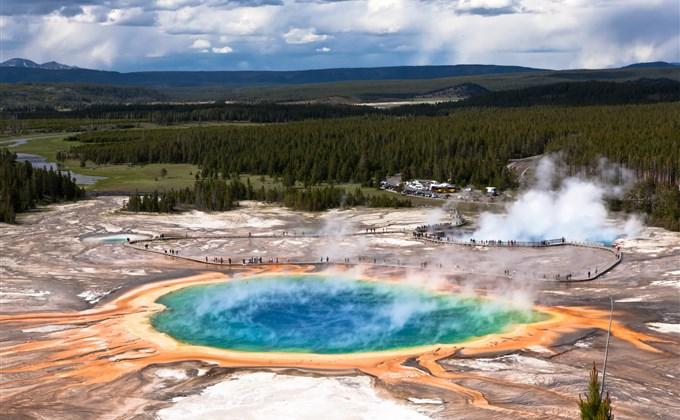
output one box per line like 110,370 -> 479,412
471,155 -> 642,243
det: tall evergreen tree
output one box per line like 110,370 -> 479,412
579,363 -> 614,420
0,149 -> 85,223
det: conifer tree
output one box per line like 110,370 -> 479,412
579,363 -> 613,420
0,149 -> 84,223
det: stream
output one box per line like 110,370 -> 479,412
2,138 -> 105,186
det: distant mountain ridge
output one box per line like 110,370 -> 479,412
622,61 -> 679,69
0,58 -> 76,70
1,58 -> 678,93
0,62 -> 544,87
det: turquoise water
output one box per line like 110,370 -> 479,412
81,233 -> 150,244
152,275 -> 545,354
101,235 -> 130,244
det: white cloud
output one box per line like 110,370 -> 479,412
155,0 -> 198,9
5,0 -> 678,70
191,38 -> 211,49
157,4 -> 276,36
104,8 -> 156,26
71,6 -> 107,24
458,0 -> 514,7
13,13 -> 183,69
212,45 -> 234,53
283,27 -> 329,44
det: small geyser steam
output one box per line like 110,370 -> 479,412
472,155 -> 642,243
152,274 -> 544,354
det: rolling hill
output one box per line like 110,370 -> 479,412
0,62 -> 543,87
1,60 -> 678,105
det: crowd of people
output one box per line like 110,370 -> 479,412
414,230 -> 568,248
129,228 -> 617,283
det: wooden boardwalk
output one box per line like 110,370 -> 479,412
124,230 -> 622,283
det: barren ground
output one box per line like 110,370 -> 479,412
1,197 -> 678,419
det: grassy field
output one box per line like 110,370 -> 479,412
7,134 -> 80,161
67,162 -> 199,192
8,134 -> 199,192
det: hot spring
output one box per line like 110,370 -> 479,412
81,233 -> 150,244
152,274 -> 546,354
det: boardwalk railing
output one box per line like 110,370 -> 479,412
413,233 -> 622,282
127,229 -> 407,245
123,229 -> 622,283
414,233 -> 570,248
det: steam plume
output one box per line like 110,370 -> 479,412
471,155 -> 642,243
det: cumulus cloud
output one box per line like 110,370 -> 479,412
8,13 -> 180,68
191,39 -> 211,49
212,45 -> 234,53
1,0 -> 677,70
105,8 -> 157,26
283,27 -> 329,44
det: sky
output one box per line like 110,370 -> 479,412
0,0 -> 678,72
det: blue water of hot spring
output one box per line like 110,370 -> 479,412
152,274 -> 546,354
